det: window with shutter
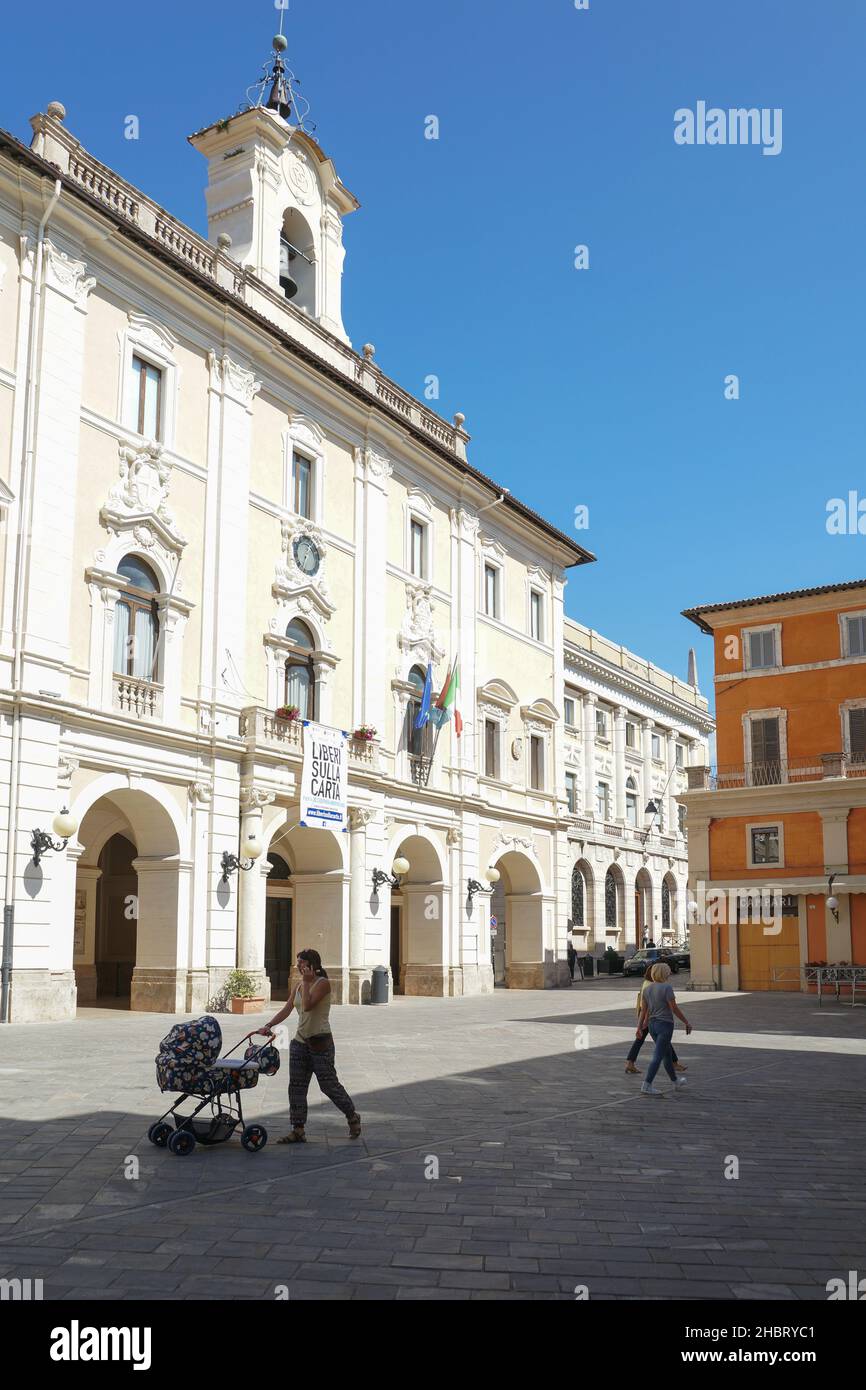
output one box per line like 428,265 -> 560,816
748,629 -> 777,668
849,708 -> 866,759
846,616 -> 866,657
750,716 -> 781,783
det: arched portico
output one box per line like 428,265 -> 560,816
265,820 -> 348,1001
635,867 -> 654,947
387,831 -> 448,996
71,781 -> 191,1012
488,849 -> 552,990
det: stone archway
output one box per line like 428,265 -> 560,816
635,867 -> 654,946
605,863 -> 626,953
387,832 -> 448,996
72,784 -> 188,1012
489,850 -> 545,989
268,822 -> 348,1001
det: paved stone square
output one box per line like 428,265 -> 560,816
1,980 -> 865,1301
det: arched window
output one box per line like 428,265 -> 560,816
114,555 -> 160,681
284,619 -> 316,719
605,868 -> 619,929
662,880 -> 671,935
406,665 -> 433,758
625,775 -> 639,828
267,853 -> 291,881
571,863 -> 584,927
280,209 -> 316,312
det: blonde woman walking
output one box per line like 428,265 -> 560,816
636,962 -> 692,1097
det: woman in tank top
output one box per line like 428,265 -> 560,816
261,949 -> 361,1144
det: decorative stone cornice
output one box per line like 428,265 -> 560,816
43,239 -> 96,306
188,782 -> 213,806
240,786 -> 276,809
348,806 -> 376,830
58,755 -> 79,787
208,352 -> 262,409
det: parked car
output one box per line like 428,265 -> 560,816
622,947 -> 679,977
667,944 -> 691,971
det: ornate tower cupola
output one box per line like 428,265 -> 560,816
188,31 -> 359,343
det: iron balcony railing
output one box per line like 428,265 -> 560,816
688,752 -> 866,790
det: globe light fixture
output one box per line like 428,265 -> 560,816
372,856 -> 410,893
30,807 -> 78,867
221,835 -> 263,883
468,866 -> 501,900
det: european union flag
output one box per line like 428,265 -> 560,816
413,663 -> 433,729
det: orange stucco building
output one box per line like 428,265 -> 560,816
679,579 -> 866,991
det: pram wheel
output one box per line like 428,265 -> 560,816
148,1122 -> 172,1147
168,1129 -> 196,1157
241,1124 -> 268,1152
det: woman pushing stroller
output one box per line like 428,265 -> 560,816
260,949 -> 361,1144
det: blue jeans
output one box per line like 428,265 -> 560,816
644,1020 -> 677,1085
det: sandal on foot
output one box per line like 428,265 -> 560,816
348,1113 -> 362,1139
277,1129 -> 306,1144
674,1063 -> 688,1072
624,1064 -> 640,1074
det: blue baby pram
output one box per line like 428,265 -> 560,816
148,1014 -> 280,1157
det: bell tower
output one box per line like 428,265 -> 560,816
189,33 -> 359,343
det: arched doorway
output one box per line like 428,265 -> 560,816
662,873 -> 678,943
72,784 -> 185,1012
635,867 -> 654,946
265,853 -> 293,999
605,864 -> 625,951
489,850 -> 545,989
388,833 -> 447,996
269,823 -> 346,999
94,834 -> 137,1004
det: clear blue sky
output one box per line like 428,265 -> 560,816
4,1 -> 865,696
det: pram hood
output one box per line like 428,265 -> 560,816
154,1015 -> 280,1095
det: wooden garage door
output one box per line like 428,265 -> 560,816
738,914 -> 800,991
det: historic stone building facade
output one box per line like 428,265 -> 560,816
0,55 -> 713,1021
560,621 -> 712,966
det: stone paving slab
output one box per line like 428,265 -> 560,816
0,981 -> 865,1300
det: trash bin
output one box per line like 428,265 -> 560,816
581,955 -> 593,978
370,964 -> 390,1004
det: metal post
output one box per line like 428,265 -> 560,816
1,904 -> 13,1023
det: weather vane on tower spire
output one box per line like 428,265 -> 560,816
244,7 -> 315,132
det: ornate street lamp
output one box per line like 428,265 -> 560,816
30,807 -> 78,867
826,873 -> 841,924
221,834 -> 263,883
467,866 -> 500,901
372,855 -> 410,893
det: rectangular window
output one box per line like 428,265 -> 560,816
849,708 -> 866,759
678,804 -> 688,836
651,733 -> 661,759
846,615 -> 866,657
595,781 -> 609,819
595,708 -> 608,738
747,628 -> 777,669
750,716 -> 781,783
484,719 -> 500,779
625,721 -> 636,749
292,453 -> 312,518
675,744 -> 684,768
410,519 -> 426,578
564,697 -> 576,727
565,772 -> 578,814
530,590 -> 544,642
132,355 -> 162,439
530,735 -> 544,790
751,826 -> 780,865
626,792 -> 638,827
484,565 -> 499,618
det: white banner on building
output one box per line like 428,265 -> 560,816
300,722 -> 349,832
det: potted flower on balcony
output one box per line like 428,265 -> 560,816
352,724 -> 377,742
226,969 -> 265,1015
274,704 -> 300,723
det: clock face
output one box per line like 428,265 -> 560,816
293,535 -> 321,577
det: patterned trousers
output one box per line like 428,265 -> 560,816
288,1037 -> 356,1128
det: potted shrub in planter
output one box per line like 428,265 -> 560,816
274,704 -> 300,723
226,969 -> 265,1015
352,724 -> 377,742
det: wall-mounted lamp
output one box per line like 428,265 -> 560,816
467,867 -> 501,901
827,873 -> 841,924
221,835 -> 263,883
372,856 -> 410,893
30,807 -> 78,867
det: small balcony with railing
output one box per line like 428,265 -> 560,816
688,752 -> 866,791
238,708 -> 382,772
113,675 -> 164,721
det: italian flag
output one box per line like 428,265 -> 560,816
434,659 -> 463,738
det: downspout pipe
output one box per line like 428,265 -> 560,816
1,177 -> 62,1023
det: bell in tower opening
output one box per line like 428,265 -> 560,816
279,236 -> 299,300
